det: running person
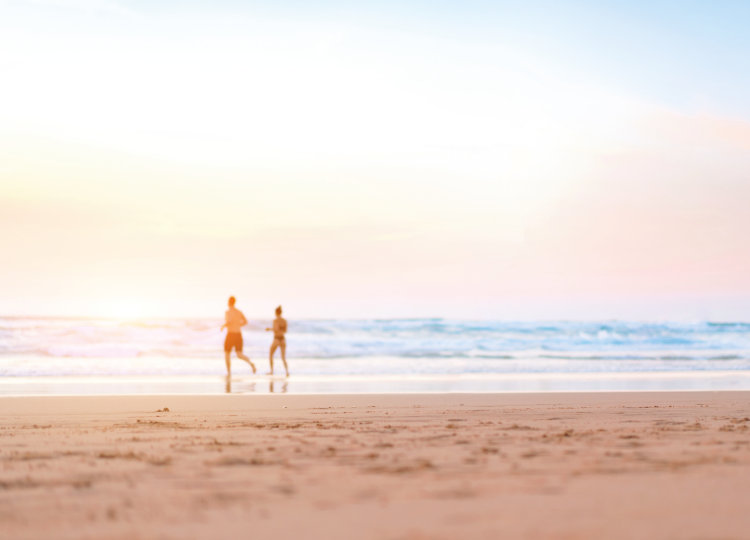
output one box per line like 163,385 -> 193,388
265,305 -> 289,377
221,296 -> 256,376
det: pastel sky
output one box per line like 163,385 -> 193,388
1,0 -> 749,320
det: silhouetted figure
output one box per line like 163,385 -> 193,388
221,296 -> 256,376
265,305 -> 289,377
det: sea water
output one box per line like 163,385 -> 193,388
1,317 -> 749,394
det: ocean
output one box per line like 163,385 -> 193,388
1,317 -> 749,394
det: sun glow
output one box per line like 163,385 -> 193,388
91,298 -> 157,321
1,2 -> 750,319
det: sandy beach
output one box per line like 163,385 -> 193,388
2,391 -> 750,539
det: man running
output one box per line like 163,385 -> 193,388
221,296 -> 256,376
265,305 -> 289,377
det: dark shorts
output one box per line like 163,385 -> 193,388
224,332 -> 243,353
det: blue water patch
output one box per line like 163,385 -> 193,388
0,317 -> 749,377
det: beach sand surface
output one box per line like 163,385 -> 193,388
1,392 -> 749,539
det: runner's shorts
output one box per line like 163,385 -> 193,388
224,332 -> 243,353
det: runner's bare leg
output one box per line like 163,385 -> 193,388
280,341 -> 289,377
237,351 -> 256,373
268,342 -> 278,375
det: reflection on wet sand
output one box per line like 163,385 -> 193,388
224,376 -> 287,394
269,379 -> 288,394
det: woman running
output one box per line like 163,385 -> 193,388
265,305 -> 289,377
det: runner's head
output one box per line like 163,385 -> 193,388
228,296 -> 236,307
275,305 -> 282,316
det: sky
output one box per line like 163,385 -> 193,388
1,0 -> 749,320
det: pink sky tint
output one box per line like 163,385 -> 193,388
2,75 -> 750,319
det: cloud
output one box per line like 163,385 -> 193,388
645,108 -> 750,152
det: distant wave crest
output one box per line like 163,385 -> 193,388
1,317 -> 749,377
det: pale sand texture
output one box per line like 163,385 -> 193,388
1,392 -> 749,539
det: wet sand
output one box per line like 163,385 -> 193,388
1,392 -> 749,539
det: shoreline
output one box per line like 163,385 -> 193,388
2,369 -> 750,396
